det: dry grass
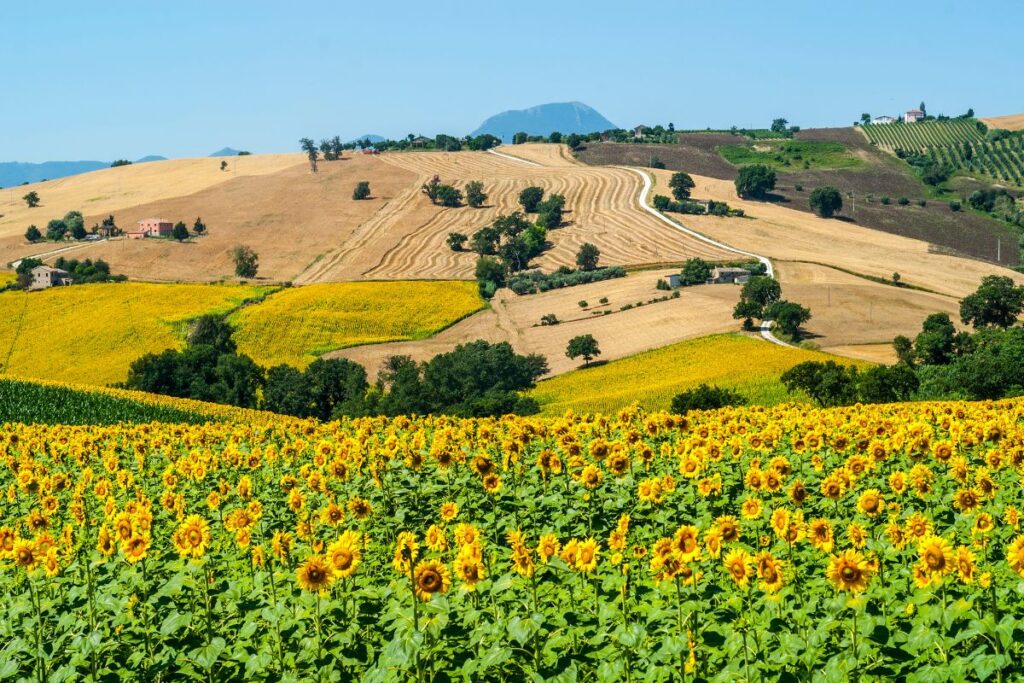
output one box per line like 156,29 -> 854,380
528,333 -> 866,415
330,268 -> 740,378
980,113 -> 1024,131
231,281 -> 484,368
0,282 -> 268,386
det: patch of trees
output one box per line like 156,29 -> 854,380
809,186 -> 843,218
422,175 -> 464,207
670,384 -> 747,413
51,257 -> 126,284
653,195 -> 742,217
732,276 -> 811,339
669,172 -> 694,200
781,361 -> 919,407
966,189 -> 1022,227
678,258 -> 712,285
507,265 -> 626,295
469,213 -> 551,297
23,191 -> 40,208
353,181 -> 371,200
342,133 -> 501,153
233,246 -> 259,278
734,165 -> 777,200
110,160 -> 132,168
465,181 -> 487,208
769,118 -> 800,138
126,317 -> 548,417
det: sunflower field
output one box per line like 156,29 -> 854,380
3,400 -> 1024,681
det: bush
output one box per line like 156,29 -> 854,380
540,313 -> 559,326
949,200 -> 962,212
897,197 -> 910,206
917,199 -> 927,207
446,232 -> 467,251
656,278 -> 671,291
794,183 -> 804,192
519,187 -> 544,213
734,165 -> 777,199
435,185 -> 463,207
808,186 -> 843,218
670,384 -> 747,413
506,266 -> 626,295
578,300 -> 588,308
352,181 -> 371,200
880,196 -> 891,205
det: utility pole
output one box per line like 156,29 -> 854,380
997,238 -> 1001,262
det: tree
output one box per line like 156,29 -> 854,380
734,165 -> 777,199
64,211 -> 84,237
435,185 -> 463,207
172,222 -> 189,241
263,365 -> 311,417
566,334 -> 601,367
535,194 -> 565,228
770,118 -> 789,134
959,275 -> 1024,329
46,219 -> 67,241
220,160 -> 228,171
809,186 -> 843,218
893,335 -> 915,365
24,225 -> 41,242
860,113 -> 871,125
465,181 -> 487,208
549,132 -> 563,144
304,358 -> 368,419
422,175 -> 442,204
512,132 -> 528,145
14,258 -> 43,289
857,364 -> 919,403
576,243 -> 600,272
733,276 -> 782,324
669,172 -> 695,201
22,191 -> 39,208
519,186 -> 545,213
653,195 -> 671,211
352,181 -> 371,200
914,312 -> 957,364
565,134 -> 583,151
232,245 -> 259,278
765,300 -> 812,338
679,258 -> 712,286
446,232 -> 468,251
670,384 -> 747,413
193,217 -> 206,235
188,315 -> 237,354
781,361 -> 859,407
299,137 -> 319,173
475,256 -> 506,298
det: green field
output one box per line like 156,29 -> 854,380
718,140 -> 863,170
861,118 -> 984,150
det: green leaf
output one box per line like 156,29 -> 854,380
159,610 -> 191,637
194,637 -> 226,671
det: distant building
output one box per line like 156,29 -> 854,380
410,136 -> 431,147
663,274 -> 681,288
872,115 -> 897,124
708,267 -> 751,285
29,265 -> 70,290
128,218 -> 172,239
633,125 -> 649,139
904,109 -> 925,123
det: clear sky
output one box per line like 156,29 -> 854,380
2,0 -> 1021,161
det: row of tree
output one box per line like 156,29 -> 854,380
124,316 -> 549,418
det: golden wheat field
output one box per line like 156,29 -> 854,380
0,282 -> 269,385
230,281 -> 485,368
3,399 -> 1024,680
529,334 -> 866,415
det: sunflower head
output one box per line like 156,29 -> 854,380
827,549 -> 873,594
296,555 -> 335,593
414,560 -> 451,601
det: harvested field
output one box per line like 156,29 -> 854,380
822,343 -> 898,365
650,169 -> 1024,299
528,333 -> 867,415
982,113 -> 1024,131
231,281 -> 484,368
578,130 -> 1019,265
6,155 -> 417,283
773,261 -> 962,349
0,282 -> 268,386
328,268 -> 741,378
298,149 -> 733,282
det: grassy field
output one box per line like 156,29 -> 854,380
718,139 -> 863,170
529,334 -> 865,415
0,282 -> 269,385
0,376 -> 295,425
231,281 -> 486,368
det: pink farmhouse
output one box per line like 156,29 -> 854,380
128,218 -> 173,239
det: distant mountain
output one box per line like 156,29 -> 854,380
135,155 -> 167,163
209,147 -> 245,157
348,134 -> 385,145
0,160 -> 108,187
471,102 -> 618,142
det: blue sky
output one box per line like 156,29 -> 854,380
1,0 -> 1021,161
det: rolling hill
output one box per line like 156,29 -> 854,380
471,101 -> 617,142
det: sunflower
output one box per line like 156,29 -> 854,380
439,502 -> 459,522
905,513 -> 933,540
325,537 -> 361,579
0,527 -> 14,560
847,523 -> 867,549
347,497 -> 373,520
122,535 -> 149,564
953,488 -> 981,513
704,527 -> 723,558
770,508 -> 790,538
96,525 -> 115,557
607,453 -> 630,477
808,518 -> 834,553
1006,535 -> 1024,578
171,515 -> 211,559
454,523 -> 481,548
918,535 -> 954,576
580,464 -> 603,490
954,546 -> 976,584
826,549 -> 873,594
740,498 -> 763,520
723,548 -> 752,589
672,525 -> 701,562
537,534 -> 561,562
482,473 -> 502,495
414,560 -> 451,601
392,531 -> 419,574
888,471 -> 907,495
856,489 -> 884,517
755,552 -> 784,593
454,550 -> 485,589
42,548 -> 61,577
320,503 -> 345,526
974,512 -> 994,535
296,555 -> 335,593
425,524 -> 448,552
12,538 -> 37,571
574,538 -> 600,573
714,515 -> 741,544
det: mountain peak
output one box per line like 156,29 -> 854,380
471,102 -> 617,142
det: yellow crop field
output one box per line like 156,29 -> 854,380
231,280 -> 485,368
0,271 -> 15,286
530,334 -> 866,415
0,282 -> 269,386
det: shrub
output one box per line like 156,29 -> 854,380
917,199 -> 927,207
670,384 -> 747,413
656,279 -> 671,291
794,183 -> 803,192
949,200 -> 962,212
898,197 -> 910,206
446,232 -> 467,251
578,300 -> 588,308
809,186 -> 843,218
734,165 -> 777,199
540,313 -> 559,326
880,196 -> 891,205
435,185 -> 463,207
352,181 -> 371,200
